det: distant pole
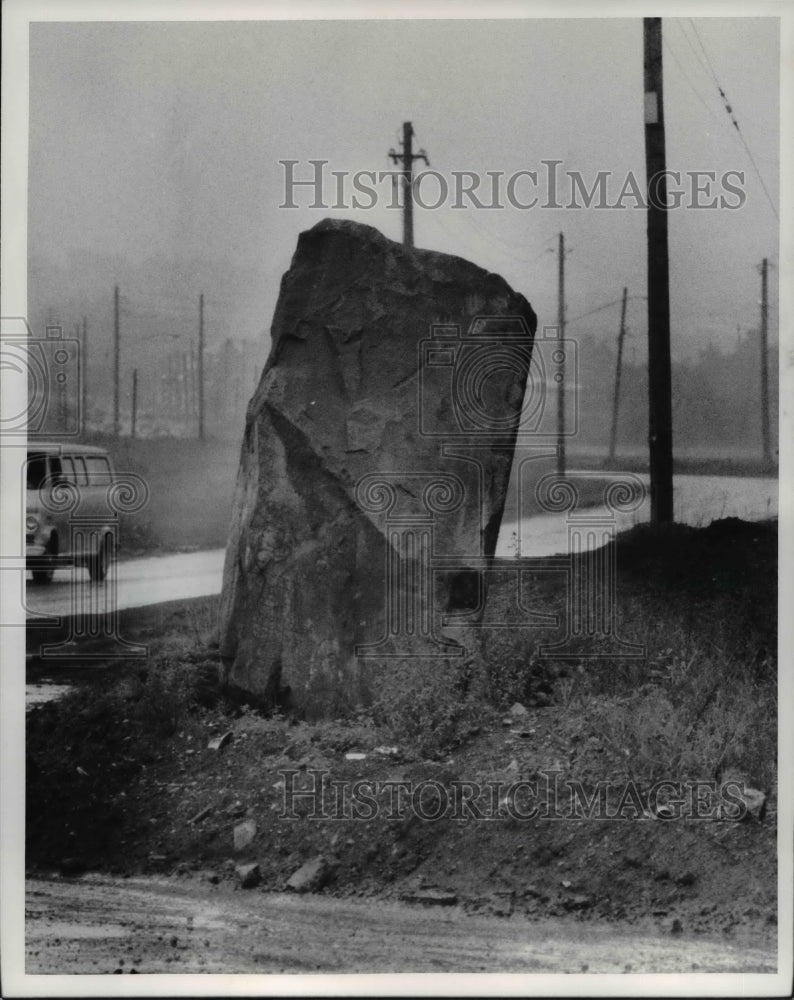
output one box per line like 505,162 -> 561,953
608,287 -> 629,463
556,232 -> 566,478
388,122 -> 429,248
166,354 -> 174,421
644,17 -> 674,523
182,352 -> 190,433
113,285 -> 120,438
131,368 -> 138,439
222,338 -> 231,424
81,316 -> 88,435
198,293 -> 205,441
759,258 -> 771,466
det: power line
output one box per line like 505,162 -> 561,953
663,35 -> 723,125
687,19 -> 723,88
675,19 -> 717,87
566,295 -> 646,327
454,208 -> 552,263
687,19 -> 778,221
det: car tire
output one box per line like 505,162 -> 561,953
32,533 -> 57,585
88,535 -> 114,583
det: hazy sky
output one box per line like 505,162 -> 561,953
28,14 -> 780,361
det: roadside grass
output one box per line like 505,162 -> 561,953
372,517 -> 777,788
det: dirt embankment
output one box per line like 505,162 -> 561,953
25,517 -> 778,962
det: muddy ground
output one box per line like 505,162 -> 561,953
26,874 -> 775,974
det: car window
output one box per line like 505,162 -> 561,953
72,456 -> 89,486
85,456 -> 113,485
26,453 -> 47,490
60,456 -> 76,483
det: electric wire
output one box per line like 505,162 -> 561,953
686,19 -> 778,221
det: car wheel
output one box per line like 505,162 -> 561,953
31,565 -> 55,585
89,535 -> 114,583
32,533 -> 57,585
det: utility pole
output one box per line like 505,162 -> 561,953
131,368 -> 138,439
644,17 -> 674,523
388,122 -> 429,248
198,293 -> 205,441
608,287 -> 629,463
759,258 -> 771,466
81,317 -> 88,435
556,232 -> 566,478
73,321 -> 81,433
181,352 -> 190,433
113,285 -> 120,438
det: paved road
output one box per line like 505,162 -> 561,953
497,473 -> 777,557
23,475 -> 777,613
23,873 -> 777,976
24,548 -> 226,621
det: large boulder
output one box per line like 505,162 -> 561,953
219,219 -> 536,716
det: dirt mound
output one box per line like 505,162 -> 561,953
26,517 -> 777,948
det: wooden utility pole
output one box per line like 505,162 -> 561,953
131,368 -> 138,439
644,18 -> 674,523
181,352 -> 191,432
388,122 -> 429,248
198,293 -> 205,441
113,285 -> 120,438
81,317 -> 88,435
608,287 -> 629,463
759,258 -> 771,466
556,232 -> 566,478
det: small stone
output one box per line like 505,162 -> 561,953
400,889 -> 458,907
372,746 -> 399,757
234,819 -> 257,851
189,806 -> 212,825
345,752 -> 367,761
286,855 -> 331,893
490,891 -> 514,917
226,801 -> 246,818
562,894 -> 593,911
509,702 -> 528,717
739,786 -> 767,822
208,731 -> 234,751
235,863 -> 260,889
506,758 -> 519,772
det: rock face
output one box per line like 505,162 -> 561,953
219,219 -> 536,715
